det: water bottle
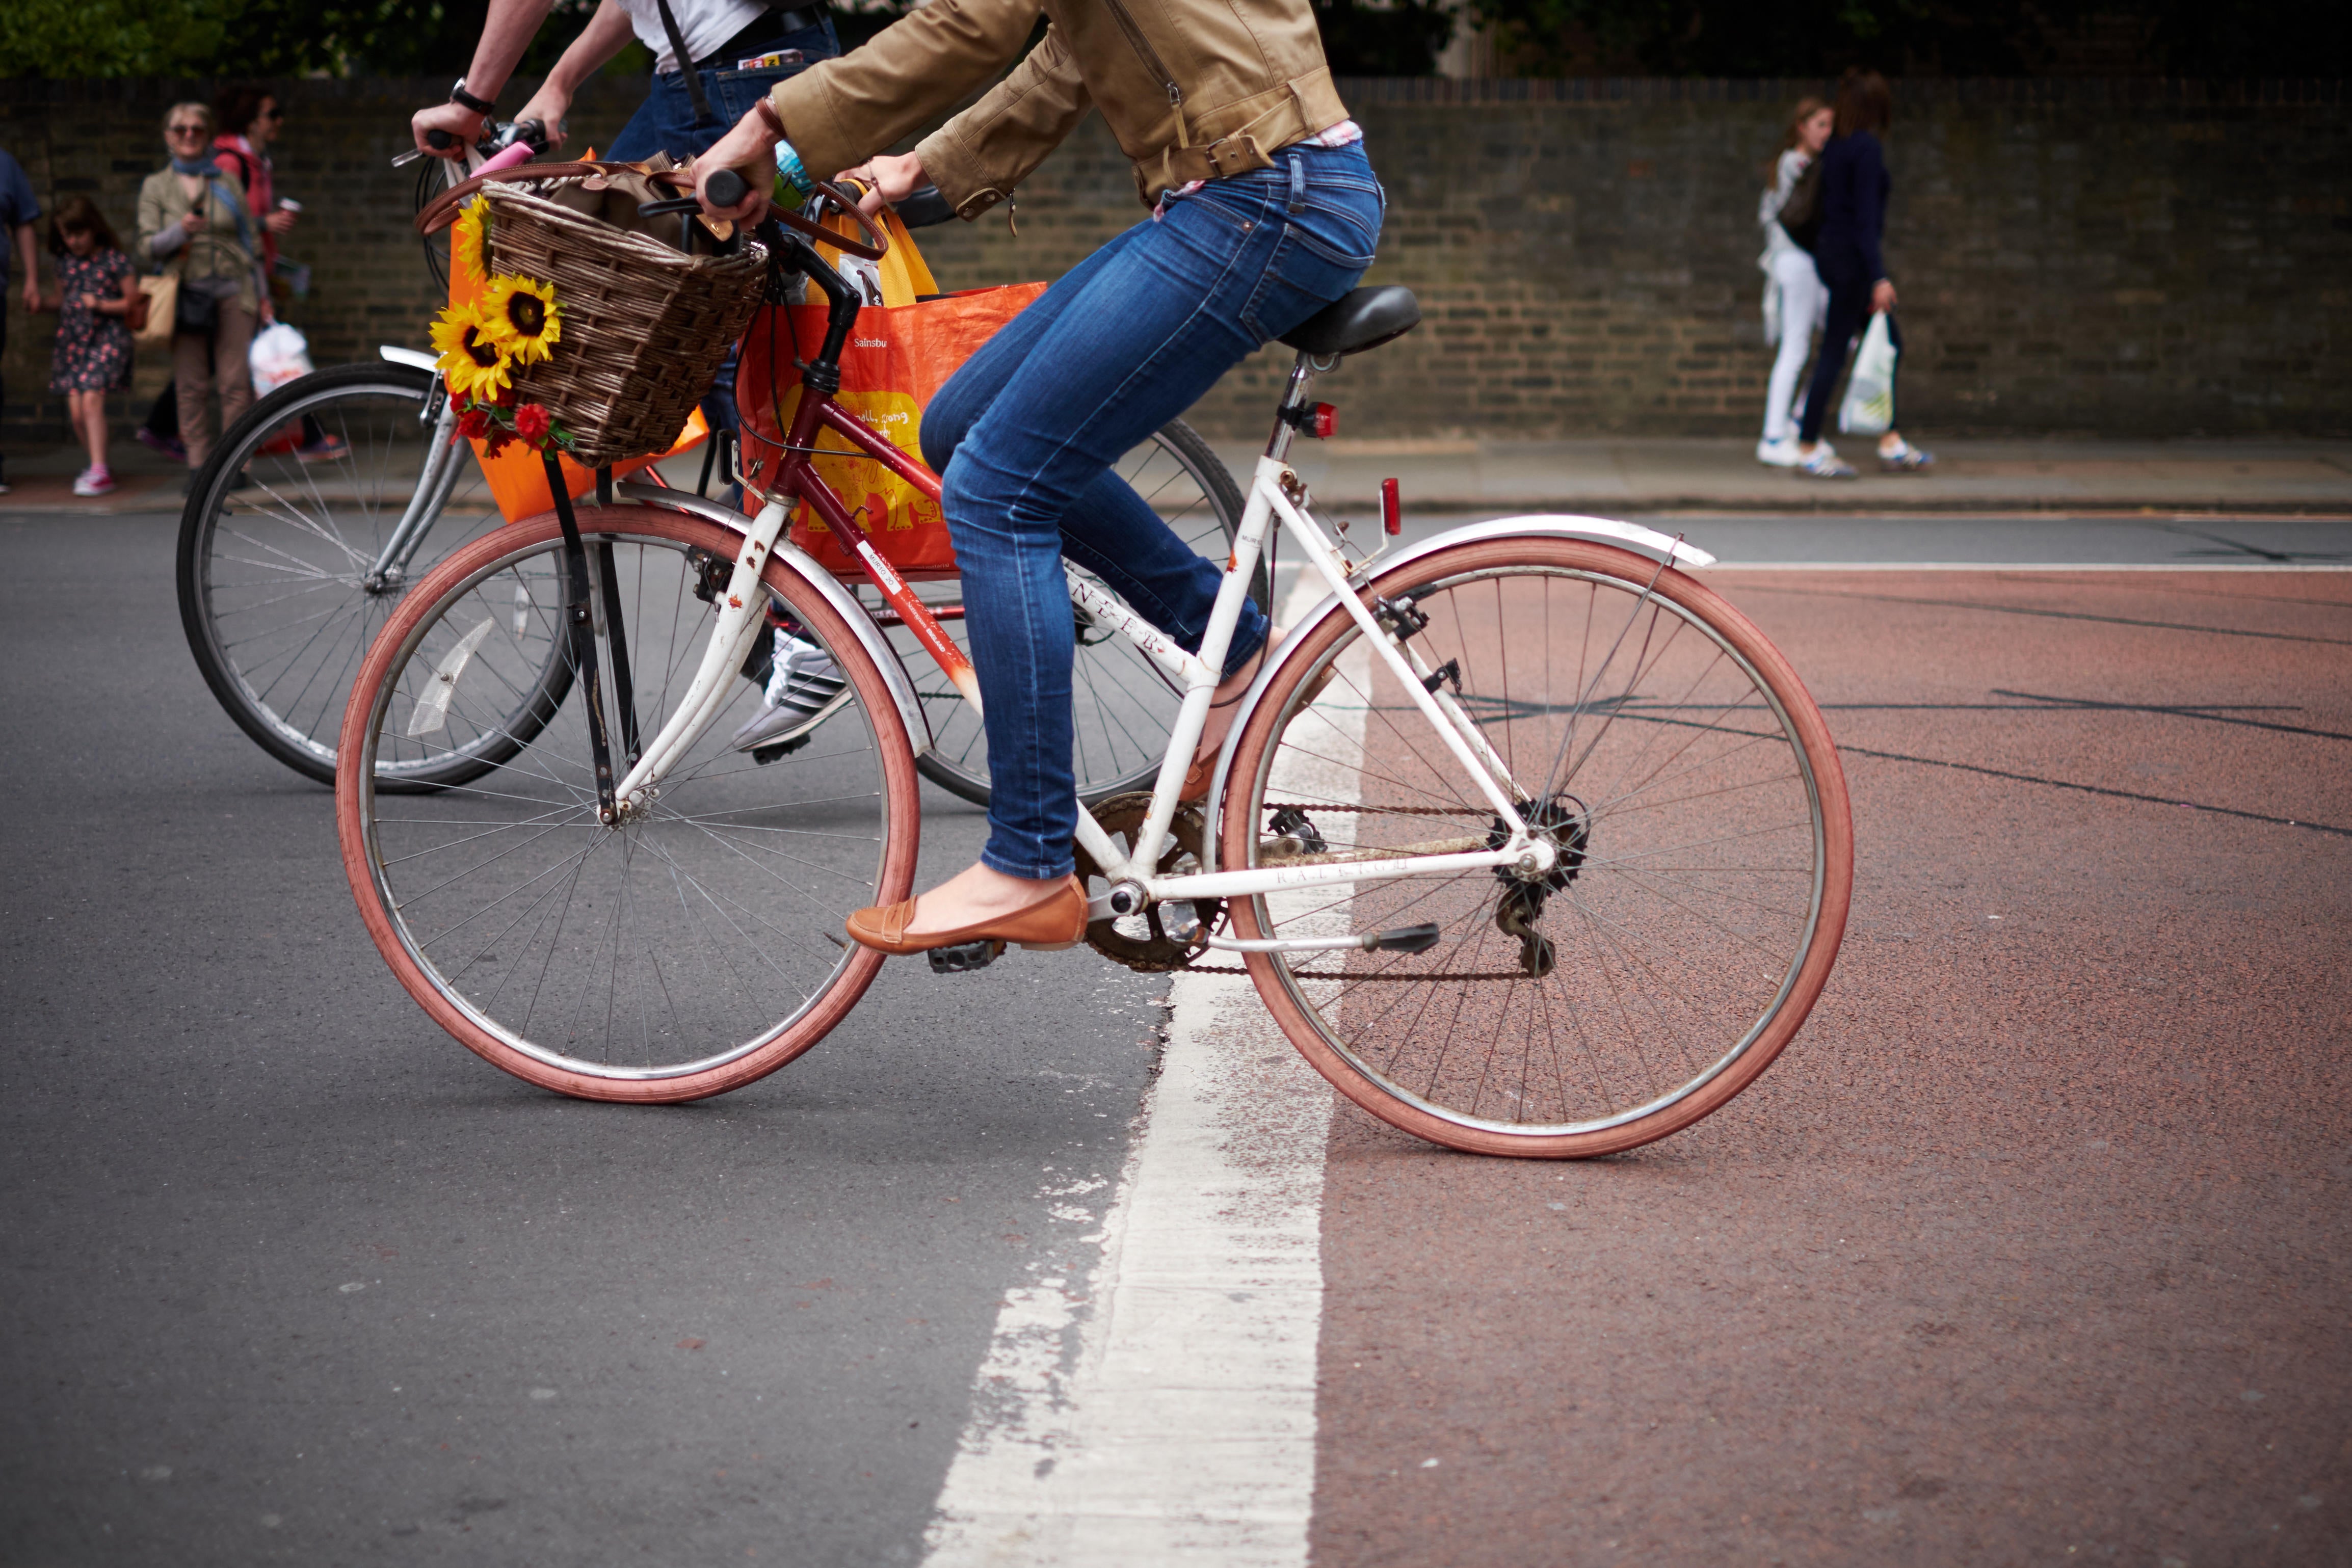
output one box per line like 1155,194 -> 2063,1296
773,141 -> 813,211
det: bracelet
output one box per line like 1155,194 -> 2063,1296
753,95 -> 786,141
450,79 -> 496,116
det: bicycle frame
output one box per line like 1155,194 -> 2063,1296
596,224 -> 1730,931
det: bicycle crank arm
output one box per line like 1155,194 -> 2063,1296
612,498 -> 795,805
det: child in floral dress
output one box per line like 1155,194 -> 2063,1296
44,195 -> 137,497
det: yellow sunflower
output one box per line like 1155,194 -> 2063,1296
477,273 -> 564,366
450,198 -> 491,283
429,300 -> 514,403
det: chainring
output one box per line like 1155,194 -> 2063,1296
1072,791 -> 1223,973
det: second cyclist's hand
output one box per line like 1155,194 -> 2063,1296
512,86 -> 572,152
836,153 -> 925,216
412,101 -> 485,158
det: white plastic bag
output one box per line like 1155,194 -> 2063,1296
248,322 -> 314,396
1838,313 -> 1897,435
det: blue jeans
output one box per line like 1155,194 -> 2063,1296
921,140 -> 1384,880
605,19 -> 841,442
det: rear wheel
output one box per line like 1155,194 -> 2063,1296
177,361 -> 515,788
899,417 -> 1259,807
1220,537 -> 1852,1157
338,505 -> 920,1102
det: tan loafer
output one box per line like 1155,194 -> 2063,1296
844,875 -> 1089,955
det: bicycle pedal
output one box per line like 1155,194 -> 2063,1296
750,733 -> 812,765
927,939 -> 1005,974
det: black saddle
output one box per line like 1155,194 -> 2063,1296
1278,285 -> 1421,357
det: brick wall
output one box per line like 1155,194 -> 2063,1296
4,75 -> 2344,444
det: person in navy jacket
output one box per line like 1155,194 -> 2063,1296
1795,70 -> 1933,476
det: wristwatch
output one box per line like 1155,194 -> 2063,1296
450,79 -> 496,116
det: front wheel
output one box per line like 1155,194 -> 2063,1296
178,361 -> 510,787
1219,537 -> 1853,1157
337,505 -> 921,1102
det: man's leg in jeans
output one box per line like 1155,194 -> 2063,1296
1798,278 -> 1870,447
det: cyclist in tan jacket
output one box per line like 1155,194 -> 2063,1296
699,0 -> 1386,954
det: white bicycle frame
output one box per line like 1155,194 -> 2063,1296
596,352 -> 1713,940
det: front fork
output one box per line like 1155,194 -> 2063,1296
364,379 -> 467,592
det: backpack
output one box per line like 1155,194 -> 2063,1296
1777,156 -> 1825,254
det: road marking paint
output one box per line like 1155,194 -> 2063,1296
923,576 -> 1363,1568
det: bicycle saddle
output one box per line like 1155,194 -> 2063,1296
1278,285 -> 1421,357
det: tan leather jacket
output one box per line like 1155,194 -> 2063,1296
765,0 -> 1348,214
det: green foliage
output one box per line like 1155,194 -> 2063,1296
1314,0 -> 1458,76
0,0 -> 613,79
1465,0 -> 2352,76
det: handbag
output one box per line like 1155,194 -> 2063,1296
738,209 -> 1040,578
1779,157 -> 1825,254
174,277 -> 219,334
1838,313 -> 1898,435
134,273 -> 176,348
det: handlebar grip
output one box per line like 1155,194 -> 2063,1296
426,128 -> 455,150
893,184 -> 956,229
705,167 -> 750,210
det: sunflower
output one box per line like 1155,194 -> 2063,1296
478,273 -> 563,366
450,198 -> 491,283
429,300 -> 514,403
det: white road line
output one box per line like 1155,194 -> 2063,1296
923,576 -> 1363,1568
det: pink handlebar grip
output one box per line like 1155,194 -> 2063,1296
475,142 -> 537,176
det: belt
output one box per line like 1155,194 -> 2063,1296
697,5 -> 829,69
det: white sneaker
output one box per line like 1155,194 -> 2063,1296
1756,437 -> 1803,468
1797,445 -> 1858,479
73,467 -> 118,497
1878,436 -> 1935,472
730,627 -> 851,754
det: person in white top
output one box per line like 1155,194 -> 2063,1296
1755,96 -> 1833,468
409,0 -> 838,164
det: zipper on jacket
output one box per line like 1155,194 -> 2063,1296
1098,0 -> 1187,143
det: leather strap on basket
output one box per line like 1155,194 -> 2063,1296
417,163 -> 891,262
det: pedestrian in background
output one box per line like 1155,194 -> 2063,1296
0,142 -> 41,495
138,103 -> 267,481
1756,95 -> 1831,468
1794,69 -> 1934,479
40,196 -> 137,498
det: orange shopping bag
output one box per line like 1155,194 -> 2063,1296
442,168 -> 708,522
737,208 -> 1044,578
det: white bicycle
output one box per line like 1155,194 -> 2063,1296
335,221 -> 1854,1158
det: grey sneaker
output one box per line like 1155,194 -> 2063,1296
730,627 -> 851,753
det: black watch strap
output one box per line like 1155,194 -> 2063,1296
450,79 -> 496,116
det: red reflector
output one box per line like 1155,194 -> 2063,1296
1381,476 -> 1401,535
1311,403 -> 1337,439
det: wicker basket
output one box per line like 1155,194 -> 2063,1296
481,182 -> 767,467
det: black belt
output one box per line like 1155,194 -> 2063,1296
697,6 -> 829,69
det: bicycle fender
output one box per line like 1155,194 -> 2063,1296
611,482 -> 934,754
1198,515 -> 1714,873
378,344 -> 440,372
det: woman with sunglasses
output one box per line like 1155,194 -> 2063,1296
138,104 -> 269,480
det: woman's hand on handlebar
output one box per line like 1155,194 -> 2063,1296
412,101 -> 485,158
695,105 -> 780,223
836,152 -> 926,217
511,85 -> 572,152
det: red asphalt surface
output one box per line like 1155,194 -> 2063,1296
1310,570 -> 2352,1567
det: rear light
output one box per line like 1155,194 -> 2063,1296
1311,403 -> 1337,439
1381,477 -> 1400,535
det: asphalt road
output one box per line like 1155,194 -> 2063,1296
0,509 -> 1167,1564
4,508 -> 2349,1567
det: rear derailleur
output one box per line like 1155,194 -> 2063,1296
1488,792 -> 1590,978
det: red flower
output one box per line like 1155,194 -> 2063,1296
482,425 -> 516,457
514,403 -> 553,445
455,405 -> 493,442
